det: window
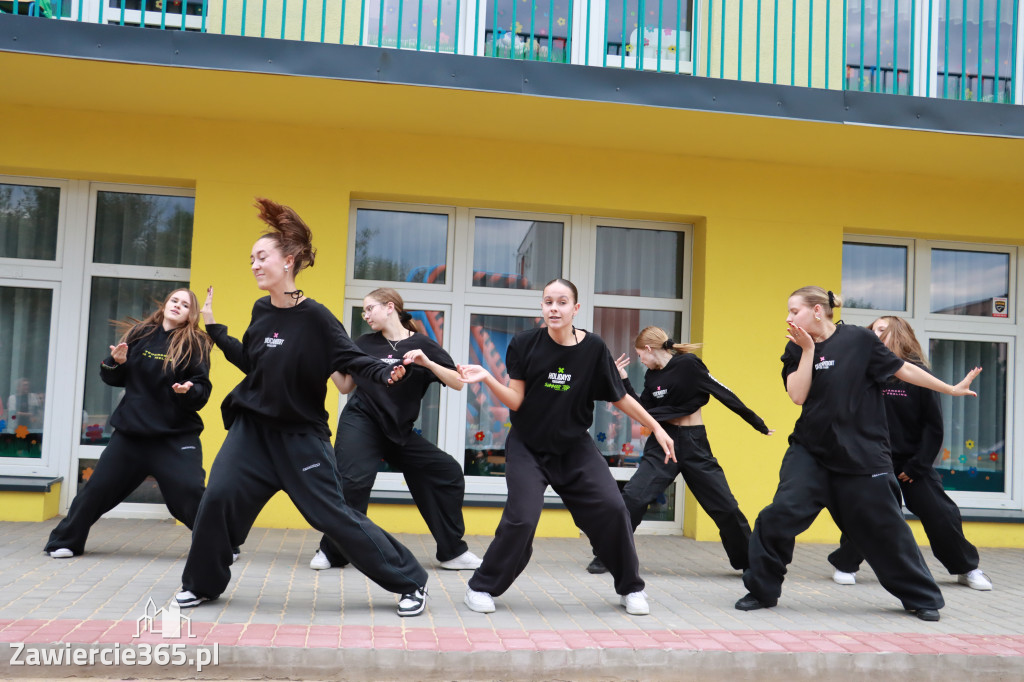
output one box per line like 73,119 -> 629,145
345,203 -> 692,512
842,236 -> 1020,510
0,286 -> 52,459
0,183 -> 61,262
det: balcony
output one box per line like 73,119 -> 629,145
2,0 -> 1021,106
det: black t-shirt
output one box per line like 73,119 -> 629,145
624,352 -> 769,433
880,363 -> 944,481
101,324 -> 211,437
781,323 -> 905,474
348,331 -> 456,444
207,297 -> 392,441
506,327 -> 626,456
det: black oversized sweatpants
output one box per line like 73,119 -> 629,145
745,443 -> 944,611
181,414 -> 426,599
320,400 -> 469,565
468,430 -> 644,597
828,459 -> 979,576
45,431 -> 205,556
621,425 -> 751,569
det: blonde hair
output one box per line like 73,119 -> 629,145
790,286 -> 843,319
634,326 -> 701,355
366,287 -> 421,334
871,316 -> 928,368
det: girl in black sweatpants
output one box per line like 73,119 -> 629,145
827,316 -> 990,590
457,278 -> 676,617
45,288 -> 211,558
587,325 -> 772,574
739,286 -> 981,622
175,198 -> 427,617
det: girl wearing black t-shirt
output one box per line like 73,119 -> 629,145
175,199 -> 429,618
585,326 -> 773,575
827,316 -> 991,591
45,289 -> 212,558
738,286 -> 981,622
458,278 -> 676,617
308,287 -> 481,573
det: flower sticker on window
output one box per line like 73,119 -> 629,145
968,467 -> 978,478
640,426 -> 651,437
15,425 -> 29,439
621,443 -> 634,455
556,17 -> 565,26
942,448 -> 951,460
958,455 -> 968,464
0,419 -> 5,431
413,428 -> 423,436
85,424 -> 103,442
965,439 -> 975,450
596,432 -> 606,442
475,431 -> 485,442
990,452 -> 999,462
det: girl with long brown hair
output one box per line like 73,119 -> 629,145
176,198 -> 430,617
45,288 -> 213,557
585,325 -> 773,575
827,316 -> 991,591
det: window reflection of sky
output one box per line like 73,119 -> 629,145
930,249 -> 1009,314
841,243 -> 907,311
354,209 -> 448,282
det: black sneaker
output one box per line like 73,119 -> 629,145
586,557 -> 608,574
735,593 -> 777,611
911,608 -> 940,622
397,587 -> 427,617
175,590 -> 210,608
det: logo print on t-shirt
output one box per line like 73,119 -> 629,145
814,355 -> 835,370
382,353 -> 401,365
652,385 -> 668,399
264,332 -> 285,348
545,366 -> 572,392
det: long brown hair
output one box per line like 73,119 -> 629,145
254,197 -> 317,275
367,287 -> 421,334
112,288 -> 212,372
634,326 -> 701,355
871,316 -> 928,368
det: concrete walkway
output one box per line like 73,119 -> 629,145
1,518 -> 1022,680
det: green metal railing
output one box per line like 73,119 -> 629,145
3,0 -> 1019,103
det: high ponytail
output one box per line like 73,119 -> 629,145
254,197 -> 317,275
634,326 -> 701,355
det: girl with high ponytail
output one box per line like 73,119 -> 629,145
585,326 -> 773,575
177,198 -> 430,618
308,287 -> 481,573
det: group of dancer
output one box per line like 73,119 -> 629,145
44,198 -> 988,622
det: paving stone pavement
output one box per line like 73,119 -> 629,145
1,518 -> 1022,680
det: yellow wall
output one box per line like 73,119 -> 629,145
2,54 -> 1023,547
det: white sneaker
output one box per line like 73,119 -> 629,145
175,590 -> 209,608
232,552 -> 240,564
832,569 -> 857,585
439,550 -> 483,570
464,588 -> 495,613
49,548 -> 74,559
958,568 -> 993,591
309,549 -> 332,570
620,590 -> 650,616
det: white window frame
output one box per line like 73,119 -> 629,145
843,234 -> 1021,512
842,234 -> 915,316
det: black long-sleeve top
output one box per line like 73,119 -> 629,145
881,362 -> 944,481
206,297 -> 393,441
624,352 -> 769,434
100,324 -> 211,437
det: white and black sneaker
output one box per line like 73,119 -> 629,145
396,587 -> 428,617
49,548 -> 74,559
175,590 -> 210,608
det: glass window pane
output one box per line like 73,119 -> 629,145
364,0 -> 458,52
464,313 -> 541,477
845,1 -> 913,94
354,209 -> 448,283
595,226 -> 684,298
75,456 -> 166,503
930,249 -> 1009,316
604,0 -> 693,67
841,242 -> 908,310
348,306 -> 446,447
82,277 -> 188,447
0,286 -> 51,459
0,184 -> 60,261
591,307 -> 681,471
929,339 -> 1007,493
472,217 -> 563,290
937,1 -> 1015,102
93,192 -> 194,268
482,0 -> 570,62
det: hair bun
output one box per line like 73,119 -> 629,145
399,311 -> 413,323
